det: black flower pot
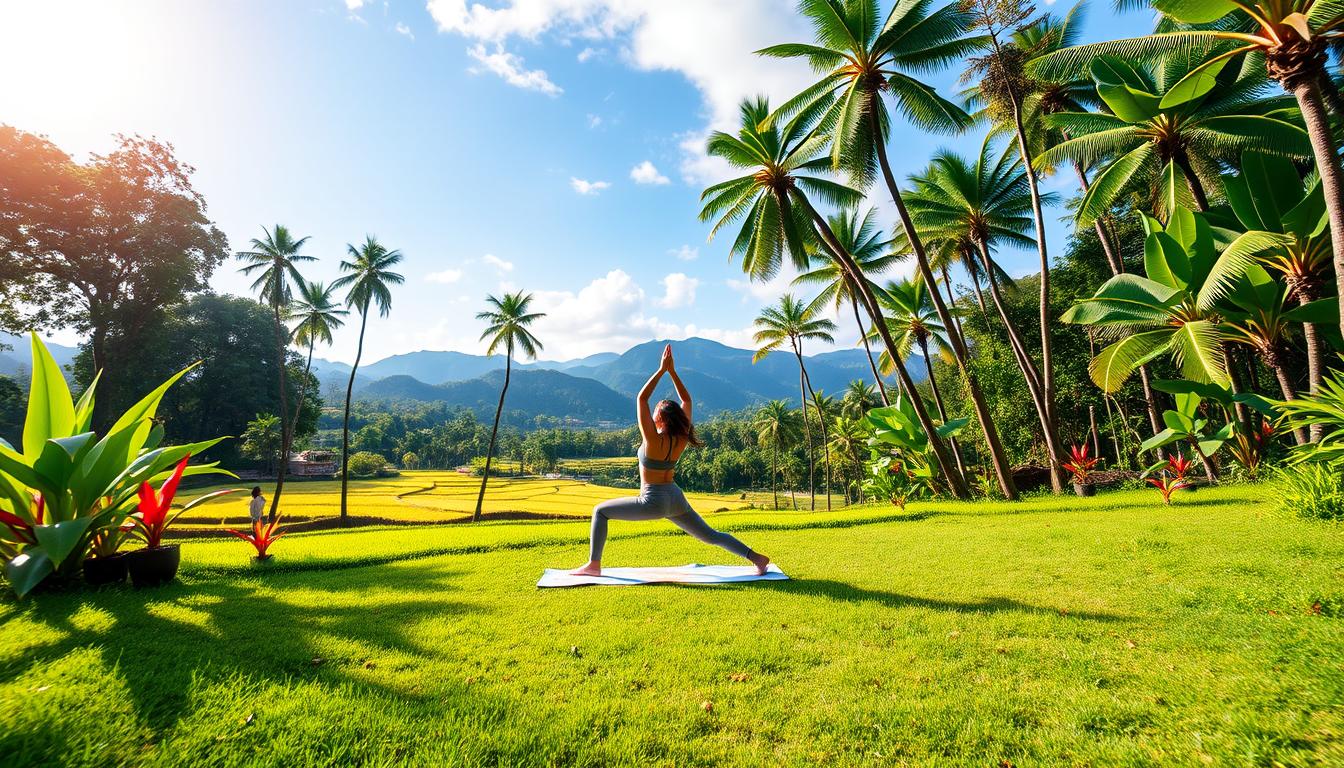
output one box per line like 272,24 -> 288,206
82,553 -> 129,587
1073,481 -> 1096,497
127,544 -> 181,588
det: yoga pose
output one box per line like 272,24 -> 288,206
571,344 -> 770,577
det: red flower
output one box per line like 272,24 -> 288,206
133,455 -> 190,549
1166,454 -> 1193,479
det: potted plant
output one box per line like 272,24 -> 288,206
1064,443 -> 1100,496
82,518 -> 136,587
125,455 -> 240,588
228,513 -> 286,563
0,334 -> 234,597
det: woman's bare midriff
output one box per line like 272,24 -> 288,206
641,468 -> 676,485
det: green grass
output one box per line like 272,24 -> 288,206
3,485 -> 1342,766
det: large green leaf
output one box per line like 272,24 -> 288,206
1145,231 -> 1193,289
31,517 -> 95,567
1241,152 -> 1305,232
1078,143 -> 1154,226
105,362 -> 199,464
1151,379 -> 1232,405
1140,427 -> 1186,452
1284,297 -> 1339,324
1168,320 -> 1229,385
1281,182 -> 1328,237
23,334 -> 76,460
1159,51 -> 1231,109
72,371 -> 101,436
4,548 -> 54,598
1197,231 -> 1293,310
1090,329 -> 1175,391
1157,162 -> 1197,222
1092,55 -> 1162,123
1153,0 -> 1238,24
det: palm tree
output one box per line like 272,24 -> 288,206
841,379 -> 881,419
829,413 -> 870,503
236,224 -> 317,521
793,208 -> 898,404
1221,264 -> 1312,444
1038,53 -> 1308,222
287,278 -> 347,452
1032,0 -> 1344,340
699,96 -> 970,498
753,294 -> 837,511
758,0 -> 1018,500
331,236 -> 404,527
474,292 -> 545,523
753,399 -> 803,510
903,138 -> 1070,491
874,278 -> 966,477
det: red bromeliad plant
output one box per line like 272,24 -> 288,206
1063,443 -> 1100,484
1147,455 -> 1194,505
227,514 -> 286,559
0,494 -> 43,558
129,455 -> 242,549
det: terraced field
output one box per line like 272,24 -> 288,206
174,470 -> 756,530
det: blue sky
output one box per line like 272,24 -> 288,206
0,0 -> 1151,364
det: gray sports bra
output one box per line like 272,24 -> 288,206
638,439 -> 678,471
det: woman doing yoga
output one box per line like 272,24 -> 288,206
571,344 -> 770,576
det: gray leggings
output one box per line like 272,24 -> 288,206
588,483 -> 754,562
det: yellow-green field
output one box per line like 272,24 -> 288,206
176,470 -> 756,530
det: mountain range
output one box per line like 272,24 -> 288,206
0,333 -> 79,379
326,337 -> 917,424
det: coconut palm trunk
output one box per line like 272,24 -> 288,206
799,197 -> 972,499
771,443 -> 779,510
269,302 -> 291,523
798,359 -> 831,512
1000,60 -> 1066,492
1291,78 -> 1344,341
918,335 -> 967,480
851,294 -> 889,406
791,350 -> 816,511
974,238 -> 1070,482
1264,346 -> 1310,445
474,345 -> 512,523
865,108 -> 1014,500
339,310 -> 368,528
286,338 -> 316,464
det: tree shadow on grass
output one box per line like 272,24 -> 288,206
1,562 -> 491,740
718,578 -> 1131,623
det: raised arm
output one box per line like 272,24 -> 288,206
636,349 -> 668,443
666,364 -> 692,425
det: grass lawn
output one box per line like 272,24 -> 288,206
2,485 -> 1342,766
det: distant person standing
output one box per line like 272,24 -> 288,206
249,487 -> 267,525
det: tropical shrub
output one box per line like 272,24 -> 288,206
0,335 -> 232,596
348,451 -> 395,478
862,455 -> 928,511
228,513 -> 286,558
1146,455 -> 1194,505
1273,463 -> 1344,522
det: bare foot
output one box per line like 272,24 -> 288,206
748,552 -> 770,576
570,561 -> 602,576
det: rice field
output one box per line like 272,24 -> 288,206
175,470 -> 756,530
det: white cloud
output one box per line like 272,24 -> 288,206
346,0 -> 366,10
629,160 -> 670,185
424,1 -> 814,182
425,268 -> 463,284
668,244 -> 698,261
577,46 -> 599,62
466,43 -> 562,96
658,273 -> 698,308
586,113 -> 602,129
570,177 -> 610,195
482,253 -> 514,273
394,21 -> 415,39
726,263 -> 804,304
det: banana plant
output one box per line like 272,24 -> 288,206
1062,205 -> 1290,391
0,335 -> 233,597
1140,390 -> 1235,483
863,396 -> 968,496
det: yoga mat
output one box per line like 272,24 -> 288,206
537,563 -> 788,588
